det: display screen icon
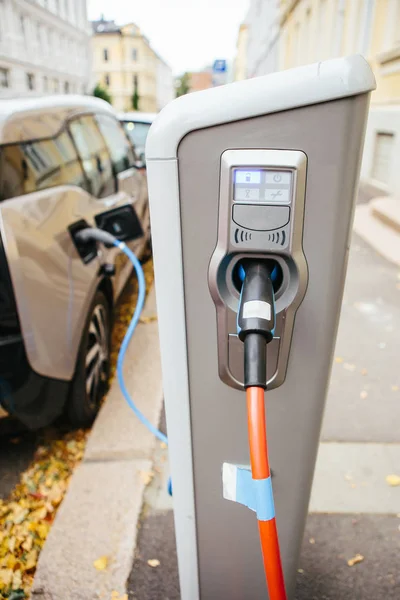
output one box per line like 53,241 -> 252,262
235,170 -> 261,184
234,168 -> 292,204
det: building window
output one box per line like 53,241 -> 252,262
133,74 -> 138,90
105,74 -> 110,86
0,68 -> 9,88
132,48 -> 138,61
371,132 -> 394,185
43,76 -> 48,92
64,81 -> 70,93
26,73 -> 35,90
53,78 -> 59,93
103,48 -> 109,61
20,15 -> 25,39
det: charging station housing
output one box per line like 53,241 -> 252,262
146,56 -> 376,600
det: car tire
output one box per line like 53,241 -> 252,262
67,290 -> 111,428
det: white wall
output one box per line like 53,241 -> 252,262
361,107 -> 400,197
0,0 -> 90,98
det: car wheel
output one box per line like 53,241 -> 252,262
67,290 -> 111,428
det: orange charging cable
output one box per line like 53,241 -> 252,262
247,385 -> 287,600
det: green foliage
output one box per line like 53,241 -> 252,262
175,72 -> 190,97
93,83 -> 112,104
131,88 -> 140,110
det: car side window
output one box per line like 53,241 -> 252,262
0,131 -> 86,201
95,113 -> 136,174
68,115 -> 115,199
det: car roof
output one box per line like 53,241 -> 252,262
0,95 -> 115,145
119,111 -> 157,124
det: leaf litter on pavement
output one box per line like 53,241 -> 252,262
0,259 -> 154,599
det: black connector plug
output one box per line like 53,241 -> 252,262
237,261 -> 276,389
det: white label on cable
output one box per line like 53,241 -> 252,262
243,300 -> 271,321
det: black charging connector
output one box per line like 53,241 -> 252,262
237,261 -> 276,389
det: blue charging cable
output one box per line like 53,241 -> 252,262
113,240 -> 168,445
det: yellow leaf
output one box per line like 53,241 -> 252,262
386,474 -> 400,487
36,522 -> 50,540
147,559 -> 160,568
8,537 -> 16,553
6,554 -> 17,569
93,556 -> 109,571
24,549 -> 38,571
12,568 -> 22,589
0,568 -> 13,586
139,315 -> 157,324
334,357 -> 343,363
139,471 -> 154,486
347,553 -> 364,567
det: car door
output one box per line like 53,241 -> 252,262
68,113 -> 146,297
93,113 -> 149,293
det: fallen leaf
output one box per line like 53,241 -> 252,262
344,474 -> 353,481
334,357 -> 343,364
347,553 -> 364,567
11,568 -> 22,589
360,391 -> 368,399
386,474 -> 400,487
139,315 -> 157,324
309,538 -> 315,544
396,282 -> 400,290
360,368 -> 368,375
391,385 -> 399,392
24,549 -> 38,571
111,592 -> 128,600
93,556 -> 109,571
297,568 -> 304,574
0,567 -> 13,586
343,363 -> 356,372
10,437 -> 22,445
160,442 -> 167,450
378,342 -> 386,349
147,559 -> 160,568
139,471 -> 154,486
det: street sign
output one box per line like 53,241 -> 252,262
213,59 -> 227,73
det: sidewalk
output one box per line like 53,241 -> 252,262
127,233 -> 400,600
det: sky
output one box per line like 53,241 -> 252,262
88,0 -> 249,75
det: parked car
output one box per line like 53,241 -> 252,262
0,95 -> 150,429
119,112 -> 156,164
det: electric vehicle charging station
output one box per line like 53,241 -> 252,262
146,56 -> 376,599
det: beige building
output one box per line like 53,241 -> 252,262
239,0 -> 400,262
234,24 -> 249,81
91,18 -> 173,113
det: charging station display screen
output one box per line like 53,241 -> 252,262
233,169 -> 292,203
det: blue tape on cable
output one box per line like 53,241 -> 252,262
225,465 -> 275,521
254,477 -> 275,521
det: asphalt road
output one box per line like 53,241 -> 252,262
0,420 -> 38,499
127,233 -> 400,600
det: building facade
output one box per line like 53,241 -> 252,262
91,19 -> 173,113
240,0 -> 400,200
0,0 -> 90,98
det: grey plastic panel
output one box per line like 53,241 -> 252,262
232,205 -> 290,230
209,149 -> 308,390
177,94 -> 370,599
